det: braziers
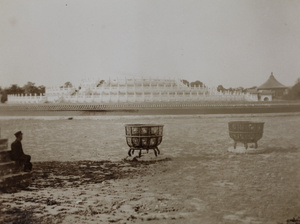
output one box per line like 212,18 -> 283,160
10,131 -> 32,172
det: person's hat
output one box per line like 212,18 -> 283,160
14,131 -> 23,137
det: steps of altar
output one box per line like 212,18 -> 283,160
0,172 -> 32,193
0,138 -> 32,193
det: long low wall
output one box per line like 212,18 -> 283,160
7,91 -> 258,104
1,102 -> 300,116
1,101 -> 300,111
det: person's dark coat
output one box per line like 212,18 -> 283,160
10,140 -> 32,171
10,140 -> 25,160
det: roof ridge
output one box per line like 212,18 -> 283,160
258,72 -> 287,89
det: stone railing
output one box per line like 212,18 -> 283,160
45,87 -> 76,95
7,91 -> 257,104
7,94 -> 47,104
54,91 -> 255,103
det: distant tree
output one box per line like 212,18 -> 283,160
1,91 -> 7,103
96,80 -> 105,87
217,85 -> 225,92
236,87 -> 245,93
71,89 -> 78,96
190,80 -> 204,87
181,79 -> 190,87
284,81 -> 300,100
64,82 -> 73,88
38,85 -> 46,95
23,82 -> 41,95
5,84 -> 24,95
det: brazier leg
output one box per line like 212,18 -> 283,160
244,143 -> 248,149
139,150 -> 142,158
128,148 -> 132,157
255,142 -> 258,149
153,148 -> 158,157
156,147 -> 160,155
234,141 -> 237,149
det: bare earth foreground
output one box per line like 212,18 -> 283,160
0,113 -> 299,224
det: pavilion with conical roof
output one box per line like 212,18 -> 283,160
258,72 -> 288,98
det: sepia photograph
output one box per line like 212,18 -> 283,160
0,0 -> 299,223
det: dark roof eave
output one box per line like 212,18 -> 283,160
257,87 -> 288,90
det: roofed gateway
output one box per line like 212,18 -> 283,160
258,72 -> 289,98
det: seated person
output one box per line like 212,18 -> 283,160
10,131 -> 32,172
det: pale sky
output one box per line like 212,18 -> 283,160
1,0 -> 300,89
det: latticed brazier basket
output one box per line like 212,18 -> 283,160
125,124 -> 164,157
228,121 -> 264,149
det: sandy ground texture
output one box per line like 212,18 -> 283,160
0,113 -> 300,224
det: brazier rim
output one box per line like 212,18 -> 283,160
125,124 -> 164,127
228,121 -> 265,125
